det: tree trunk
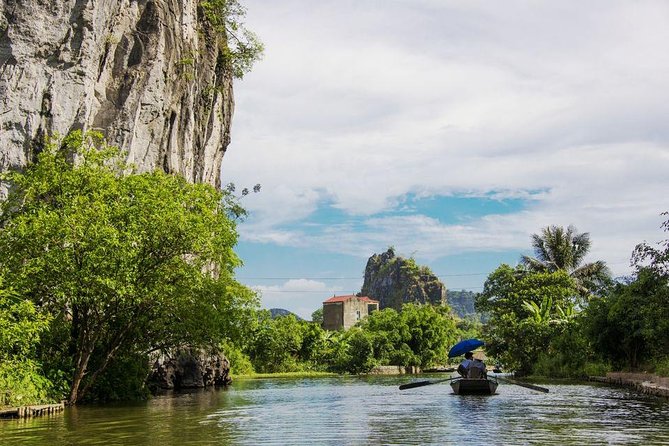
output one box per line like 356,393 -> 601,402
78,326 -> 132,401
68,344 -> 94,405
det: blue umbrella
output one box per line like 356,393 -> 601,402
448,338 -> 484,358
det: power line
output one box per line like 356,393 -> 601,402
241,277 -> 359,280
250,287 -> 484,293
239,272 -> 488,280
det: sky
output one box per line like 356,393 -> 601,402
221,0 -> 669,320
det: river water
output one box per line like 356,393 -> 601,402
2,376 -> 669,445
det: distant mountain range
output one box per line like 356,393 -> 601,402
268,289 -> 476,322
447,290 -> 478,318
269,308 -> 303,320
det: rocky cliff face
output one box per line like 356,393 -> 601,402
0,0 -> 233,190
360,248 -> 447,311
148,349 -> 231,390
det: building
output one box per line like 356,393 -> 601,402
322,294 -> 380,330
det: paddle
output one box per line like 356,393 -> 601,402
399,376 -> 458,390
494,376 -> 549,393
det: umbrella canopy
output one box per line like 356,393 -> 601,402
448,338 -> 484,358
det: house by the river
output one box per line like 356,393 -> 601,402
322,294 -> 379,330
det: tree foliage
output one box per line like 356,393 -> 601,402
311,308 -> 323,324
242,303 -> 460,375
479,217 -> 669,377
0,276 -> 56,406
521,225 -> 611,297
246,311 -> 305,373
632,211 -> 669,279
0,131 -> 257,404
355,304 -> 458,370
199,0 -> 264,78
476,265 -> 580,374
578,213 -> 669,371
584,269 -> 669,370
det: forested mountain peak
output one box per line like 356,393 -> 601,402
360,248 -> 446,311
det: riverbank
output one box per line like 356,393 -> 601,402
590,372 -> 669,398
234,371 -> 338,379
0,402 -> 64,419
234,367 -> 424,378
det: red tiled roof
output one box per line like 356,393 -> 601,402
323,294 -> 379,304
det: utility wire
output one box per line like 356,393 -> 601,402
249,287 -> 484,293
239,272 -> 488,280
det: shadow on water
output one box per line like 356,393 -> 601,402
1,377 -> 669,445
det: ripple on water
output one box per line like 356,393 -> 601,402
2,378 -> 669,445
199,379 -> 669,446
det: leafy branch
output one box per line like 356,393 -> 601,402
199,0 -> 264,78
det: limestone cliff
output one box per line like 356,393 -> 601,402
360,248 -> 447,311
148,348 -> 231,390
0,0 -> 233,190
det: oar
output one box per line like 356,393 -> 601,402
399,376 -> 457,390
495,376 -> 549,393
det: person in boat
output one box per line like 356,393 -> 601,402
457,351 -> 474,377
469,358 -> 487,379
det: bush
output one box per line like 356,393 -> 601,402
583,361 -> 611,377
652,356 -> 669,377
342,328 -> 377,374
0,359 -> 56,407
221,341 -> 255,375
0,281 -> 58,406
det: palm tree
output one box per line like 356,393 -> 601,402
521,225 -> 611,296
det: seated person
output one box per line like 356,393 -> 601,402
468,358 -> 487,379
457,351 -> 474,377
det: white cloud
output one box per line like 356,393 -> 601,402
252,279 -> 345,319
224,0 -> 669,281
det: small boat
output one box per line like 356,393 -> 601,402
450,377 -> 498,395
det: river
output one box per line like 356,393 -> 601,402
1,376 -> 668,445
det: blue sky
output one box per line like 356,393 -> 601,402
223,0 -> 669,319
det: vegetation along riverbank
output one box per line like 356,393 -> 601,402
1,0 -> 668,413
1,131 -> 668,406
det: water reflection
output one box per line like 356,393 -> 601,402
1,377 -> 668,445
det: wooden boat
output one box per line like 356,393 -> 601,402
450,377 -> 498,395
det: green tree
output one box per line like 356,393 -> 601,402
298,321 -> 329,368
399,304 -> 457,369
532,319 -> 591,378
521,225 -> 611,296
358,308 -> 407,365
476,265 -> 580,374
632,211 -> 669,279
199,0 -> 264,78
340,328 -> 377,374
584,269 -> 669,370
357,304 -> 457,370
579,213 -> 669,371
317,330 -> 350,373
0,132 -> 257,404
455,316 -> 483,341
0,276 -> 55,406
311,308 -> 323,324
247,312 -> 304,372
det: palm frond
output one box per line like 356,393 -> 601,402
521,255 -> 550,272
571,260 -> 610,282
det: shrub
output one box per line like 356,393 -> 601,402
0,360 -> 55,407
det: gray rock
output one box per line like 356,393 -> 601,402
0,0 -> 233,195
361,248 -> 447,311
149,348 -> 231,390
